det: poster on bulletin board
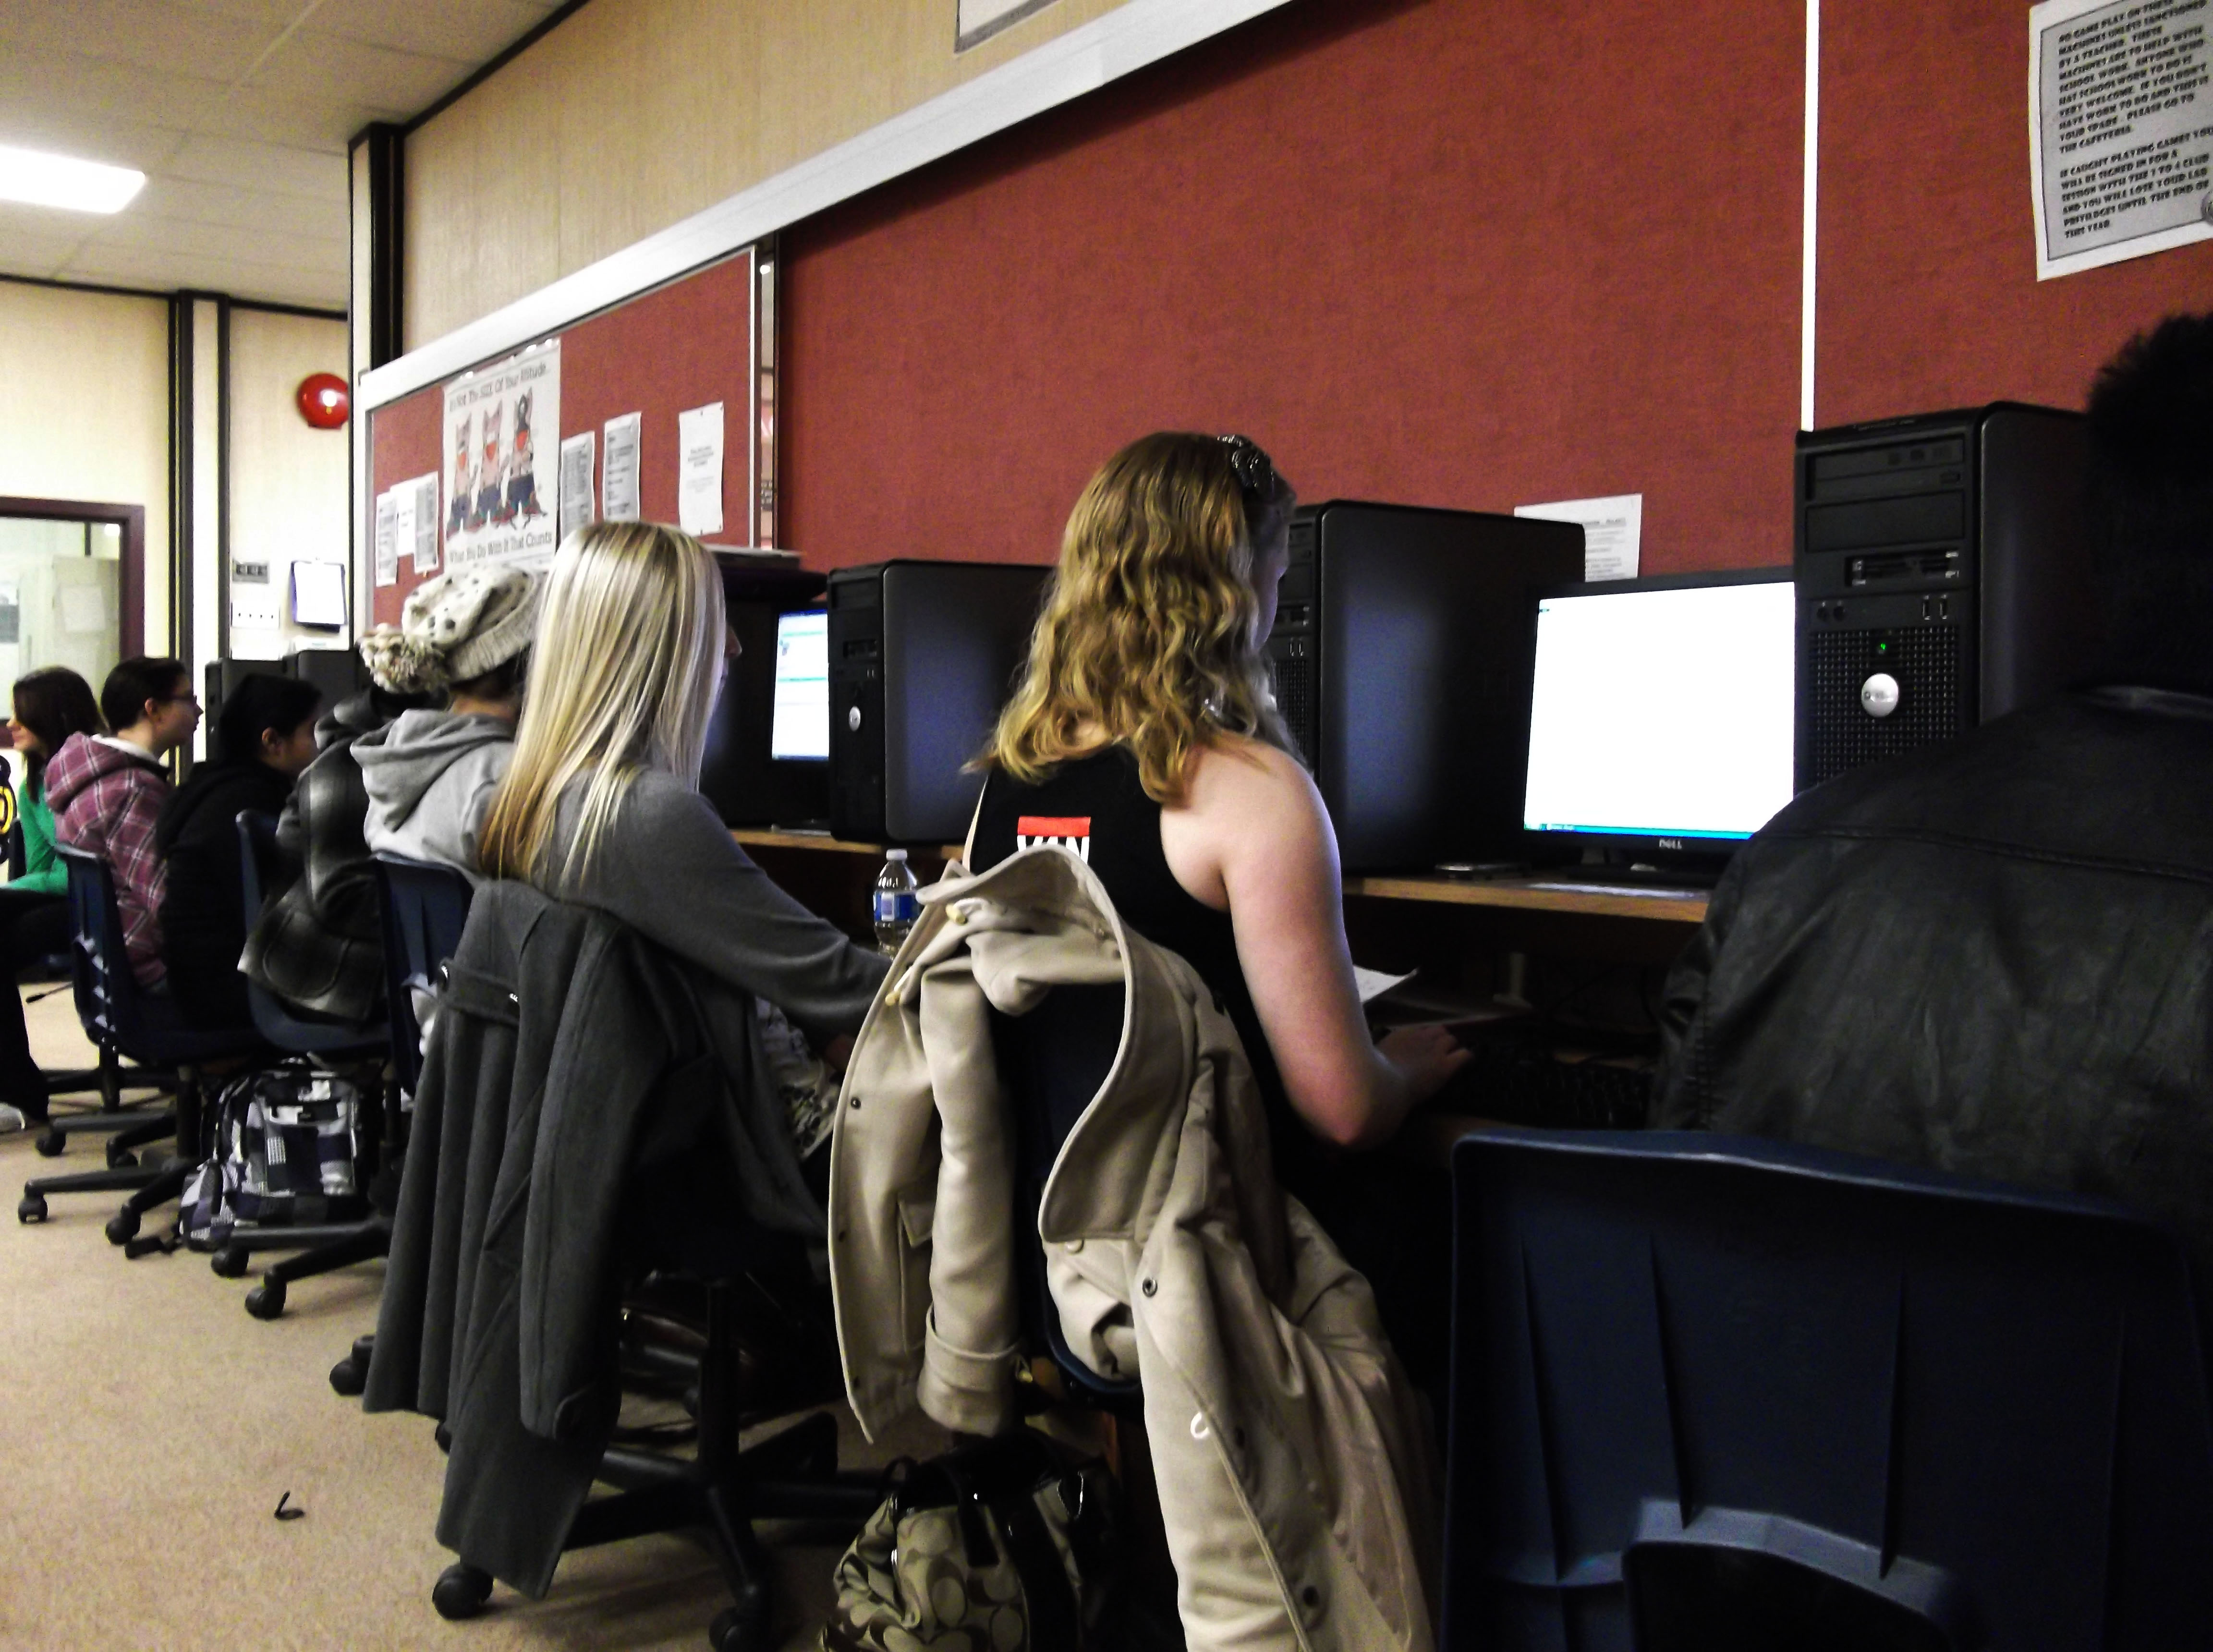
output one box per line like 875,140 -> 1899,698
442,340 -> 561,571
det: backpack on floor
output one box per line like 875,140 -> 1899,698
180,1062 -> 369,1251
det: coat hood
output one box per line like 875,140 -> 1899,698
44,733 -> 163,816
354,708 -> 514,830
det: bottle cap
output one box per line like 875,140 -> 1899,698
887,848 -> 909,861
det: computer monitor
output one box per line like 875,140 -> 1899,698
768,609 -> 829,762
1521,568 -> 1796,854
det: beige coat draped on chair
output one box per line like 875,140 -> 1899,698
829,846 -> 1440,1652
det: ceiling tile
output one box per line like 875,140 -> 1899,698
0,0 -> 274,87
61,241 -> 347,306
0,210 -> 96,278
165,133 -> 346,201
131,173 -> 347,239
0,110 -> 185,174
79,207 -> 346,272
250,28 -> 470,112
306,0 -> 550,66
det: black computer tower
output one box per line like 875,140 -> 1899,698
827,560 -> 1049,844
1795,404 -> 2095,792
1264,500 -> 1584,872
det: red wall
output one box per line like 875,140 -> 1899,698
366,250 -> 754,625
1818,0 -> 2213,425
783,0 -> 1809,576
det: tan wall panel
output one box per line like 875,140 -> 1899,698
229,309 -> 350,657
0,281 -> 170,649
405,0 -> 1127,346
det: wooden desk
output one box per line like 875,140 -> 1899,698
733,829 -> 1706,972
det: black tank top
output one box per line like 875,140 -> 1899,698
973,748 -> 1303,1181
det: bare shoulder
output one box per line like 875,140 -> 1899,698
1176,735 -> 1331,858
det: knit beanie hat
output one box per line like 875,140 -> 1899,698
357,565 -> 540,695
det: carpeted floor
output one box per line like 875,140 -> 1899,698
0,987 -> 941,1652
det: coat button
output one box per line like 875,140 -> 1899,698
1301,1585 -> 1322,1610
1066,1238 -> 1083,1254
848,1094 -> 861,1109
1140,1277 -> 1156,1297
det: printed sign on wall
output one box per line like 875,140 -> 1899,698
441,340 -> 561,571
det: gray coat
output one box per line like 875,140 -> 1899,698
363,880 -> 830,1597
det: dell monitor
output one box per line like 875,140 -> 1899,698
1521,568 -> 1796,863
769,609 -> 829,762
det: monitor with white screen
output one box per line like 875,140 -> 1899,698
1521,570 -> 1795,849
769,609 -> 829,762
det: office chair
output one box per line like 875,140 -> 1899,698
1443,1128 -> 2213,1652
210,813 -> 393,1318
17,846 -> 266,1239
326,850 -> 474,1391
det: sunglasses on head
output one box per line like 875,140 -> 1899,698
1218,433 -> 1280,517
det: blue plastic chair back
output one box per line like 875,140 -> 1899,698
55,843 -> 264,1065
236,812 -> 386,1056
370,851 -> 474,1096
1445,1128 -> 2213,1652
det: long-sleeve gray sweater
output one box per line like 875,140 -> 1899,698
545,767 -> 887,1040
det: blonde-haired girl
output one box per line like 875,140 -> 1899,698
974,432 -> 1467,1155
482,522 -> 885,1147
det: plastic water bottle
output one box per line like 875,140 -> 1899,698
872,849 -> 920,956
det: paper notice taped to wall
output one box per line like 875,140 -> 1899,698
604,413 -> 642,522
374,490 -> 399,587
1515,493 -> 1643,581
559,431 -> 596,545
2030,0 -> 2213,279
677,402 -> 725,536
410,474 -> 441,575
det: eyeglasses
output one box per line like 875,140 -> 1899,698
1219,433 -> 1279,517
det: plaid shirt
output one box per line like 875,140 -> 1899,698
46,733 -> 172,986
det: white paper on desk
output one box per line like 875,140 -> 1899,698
411,474 -> 441,574
603,412 -> 642,522
1515,493 -> 1642,581
558,431 -> 596,544
1354,966 -> 1416,1004
373,490 -> 399,587
677,402 -> 725,536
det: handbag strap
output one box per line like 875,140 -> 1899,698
984,1484 -> 1081,1651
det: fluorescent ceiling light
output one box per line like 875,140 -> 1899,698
0,144 -> 145,214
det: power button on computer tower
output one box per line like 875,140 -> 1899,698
1860,672 -> 1900,718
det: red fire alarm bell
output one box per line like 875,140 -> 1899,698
297,372 -> 350,430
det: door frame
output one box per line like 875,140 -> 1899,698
0,496 -> 147,658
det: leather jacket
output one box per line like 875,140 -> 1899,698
1655,688 -> 2213,1293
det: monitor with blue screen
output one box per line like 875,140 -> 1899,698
1521,569 -> 1796,853
769,609 -> 829,762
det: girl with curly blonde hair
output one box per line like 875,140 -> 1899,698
972,432 -> 1467,1170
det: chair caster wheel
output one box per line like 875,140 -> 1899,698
329,1357 -> 365,1397
244,1278 -> 286,1319
105,1144 -> 137,1169
34,1129 -> 63,1157
710,1601 -> 772,1652
17,1193 -> 47,1223
210,1247 -> 248,1278
105,1208 -> 140,1244
432,1562 -> 493,1620
123,1234 -> 169,1260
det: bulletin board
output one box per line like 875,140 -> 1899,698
365,247 -> 762,627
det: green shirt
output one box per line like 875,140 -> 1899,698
15,776 -> 63,896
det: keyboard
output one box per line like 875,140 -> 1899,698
1430,1020 -> 1654,1130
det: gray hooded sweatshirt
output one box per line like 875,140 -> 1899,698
355,708 -> 515,880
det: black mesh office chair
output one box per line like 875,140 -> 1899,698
210,813 -> 393,1317
17,846 -> 266,1239
1443,1128 -> 2213,1651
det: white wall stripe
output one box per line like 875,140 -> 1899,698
1800,0 -> 1821,432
